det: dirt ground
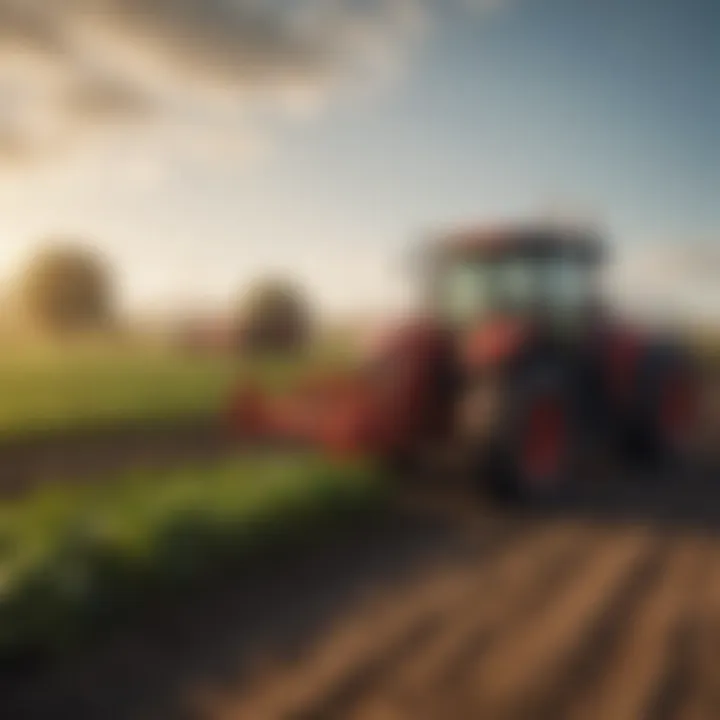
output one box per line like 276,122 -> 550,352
0,420 -> 239,497
2,460 -> 720,720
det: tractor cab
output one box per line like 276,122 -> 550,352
424,225 -> 606,334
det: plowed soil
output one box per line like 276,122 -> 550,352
0,420 -> 238,497
3,462 -> 720,720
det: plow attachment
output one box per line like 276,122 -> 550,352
226,374 -> 390,460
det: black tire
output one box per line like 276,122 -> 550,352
573,346 -> 614,465
622,343 -> 698,473
474,359 -> 577,505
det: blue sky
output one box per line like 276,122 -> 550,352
0,0 -> 717,317
270,0 -> 719,239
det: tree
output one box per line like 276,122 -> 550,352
235,277 -> 312,356
18,241 -> 115,335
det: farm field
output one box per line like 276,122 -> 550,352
0,350 -> 237,438
0,333 -> 715,719
0,346 -> 348,442
1,3 -> 716,716
0,334 -> 715,497
0,345 -> 352,494
3,466 -> 720,720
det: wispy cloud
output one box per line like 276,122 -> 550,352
0,0 -> 497,165
610,240 -> 720,322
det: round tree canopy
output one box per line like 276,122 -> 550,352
19,241 -> 114,334
235,277 -> 312,355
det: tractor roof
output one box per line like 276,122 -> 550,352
432,224 -> 606,263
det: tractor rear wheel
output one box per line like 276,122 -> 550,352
625,346 -> 698,472
472,361 -> 577,504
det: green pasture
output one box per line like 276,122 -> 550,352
0,346 -> 349,440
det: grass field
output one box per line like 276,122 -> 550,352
0,454 -> 386,658
0,347 -> 347,440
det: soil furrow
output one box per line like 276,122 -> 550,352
446,528 -> 654,719
672,545 -> 720,720
546,536 -> 706,720
201,520 -> 568,720
327,523 -> 600,720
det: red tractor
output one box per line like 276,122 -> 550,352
229,225 -> 698,502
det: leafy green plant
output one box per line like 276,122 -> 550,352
0,455 -> 387,658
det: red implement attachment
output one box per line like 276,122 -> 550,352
227,320 -> 453,462
227,374 -> 381,460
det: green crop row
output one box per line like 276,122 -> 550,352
0,455 -> 387,660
